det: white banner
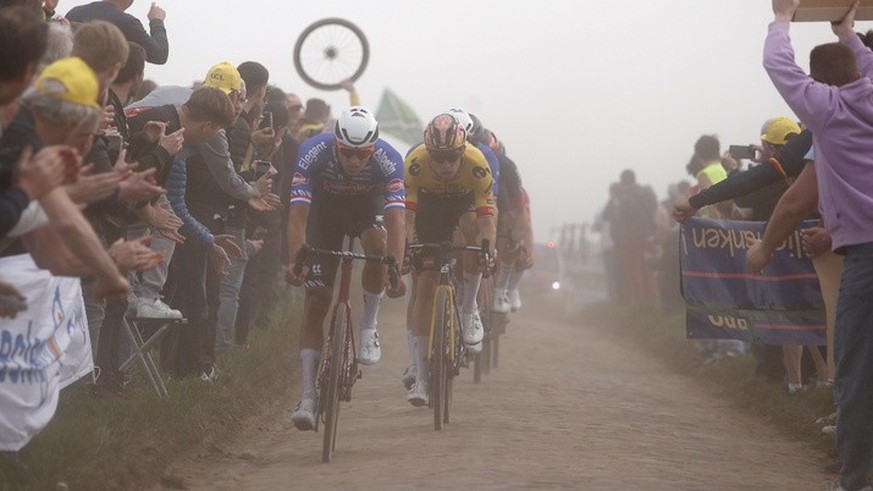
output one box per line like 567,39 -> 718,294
0,254 -> 92,451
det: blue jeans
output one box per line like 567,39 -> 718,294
214,227 -> 248,351
835,242 -> 873,490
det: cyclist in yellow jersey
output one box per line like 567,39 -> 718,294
402,113 -> 496,406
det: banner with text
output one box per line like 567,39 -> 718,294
680,218 -> 826,345
0,254 -> 92,451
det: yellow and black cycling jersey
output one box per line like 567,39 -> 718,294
404,143 -> 496,217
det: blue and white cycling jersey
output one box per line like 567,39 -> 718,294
290,133 -> 405,210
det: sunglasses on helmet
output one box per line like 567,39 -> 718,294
337,144 -> 376,160
428,148 -> 464,164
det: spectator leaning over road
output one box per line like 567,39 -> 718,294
65,0 -> 169,65
213,61 -> 274,353
761,2 -> 873,489
0,57 -> 129,299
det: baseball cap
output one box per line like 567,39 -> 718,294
760,117 -> 801,146
33,57 -> 101,111
204,62 -> 242,95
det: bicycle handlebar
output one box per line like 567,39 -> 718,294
407,239 -> 493,277
292,244 -> 400,288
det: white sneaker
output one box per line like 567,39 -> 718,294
407,381 -> 429,407
466,340 -> 483,355
401,364 -> 416,390
290,397 -> 317,431
492,289 -> 511,313
461,310 -> 484,344
137,298 -> 182,319
357,328 -> 381,365
508,289 -> 522,312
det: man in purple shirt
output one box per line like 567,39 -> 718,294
764,1 -> 873,489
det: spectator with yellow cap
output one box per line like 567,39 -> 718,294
0,56 -> 129,299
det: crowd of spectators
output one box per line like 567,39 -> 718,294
0,0 -> 361,455
596,3 -> 873,487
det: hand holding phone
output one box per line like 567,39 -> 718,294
728,144 -> 757,160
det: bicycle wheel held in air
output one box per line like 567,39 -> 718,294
293,17 -> 370,91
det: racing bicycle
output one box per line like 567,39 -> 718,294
293,240 -> 398,462
408,240 -> 490,430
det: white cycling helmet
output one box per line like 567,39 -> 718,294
334,106 -> 380,148
447,108 -> 475,140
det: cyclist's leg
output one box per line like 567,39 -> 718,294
507,199 -> 534,311
408,267 -> 438,404
291,199 -> 343,429
358,223 -> 388,364
493,208 -> 517,312
344,194 -> 388,364
457,211 -> 485,344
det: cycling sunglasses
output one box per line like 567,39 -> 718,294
338,144 -> 376,159
429,148 -> 464,164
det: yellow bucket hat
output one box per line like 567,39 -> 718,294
33,57 -> 101,111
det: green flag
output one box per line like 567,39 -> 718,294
375,88 -> 424,145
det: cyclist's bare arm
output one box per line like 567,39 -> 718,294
384,207 -> 405,268
286,203 -> 310,284
477,213 -> 497,257
405,208 -> 417,246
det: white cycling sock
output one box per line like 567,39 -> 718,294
461,272 -> 482,314
300,349 -> 319,399
507,268 -> 524,292
407,330 -> 415,365
414,336 -> 429,386
360,290 -> 383,332
496,262 -> 513,291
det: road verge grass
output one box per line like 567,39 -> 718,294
0,297 -> 299,491
578,302 -> 836,455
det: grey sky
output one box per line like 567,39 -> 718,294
61,0 -> 847,242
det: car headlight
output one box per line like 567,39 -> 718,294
551,281 -> 561,291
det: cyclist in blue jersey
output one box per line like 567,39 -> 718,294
285,106 -> 406,430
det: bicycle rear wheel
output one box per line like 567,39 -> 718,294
322,304 -> 349,462
432,288 -> 451,430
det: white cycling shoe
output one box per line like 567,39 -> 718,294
290,397 -> 317,431
401,364 -> 416,390
492,289 -> 511,313
407,381 -> 429,407
509,289 -> 522,312
357,328 -> 381,365
461,310 -> 484,344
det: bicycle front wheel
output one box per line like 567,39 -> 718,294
431,288 -> 451,431
322,304 -> 349,462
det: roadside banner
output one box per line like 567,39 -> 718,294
375,88 -> 424,146
0,254 -> 92,451
680,218 -> 826,345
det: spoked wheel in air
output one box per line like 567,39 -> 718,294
293,18 -> 370,91
431,289 -> 451,430
321,304 -> 349,463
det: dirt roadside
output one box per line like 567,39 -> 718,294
167,301 -> 831,491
